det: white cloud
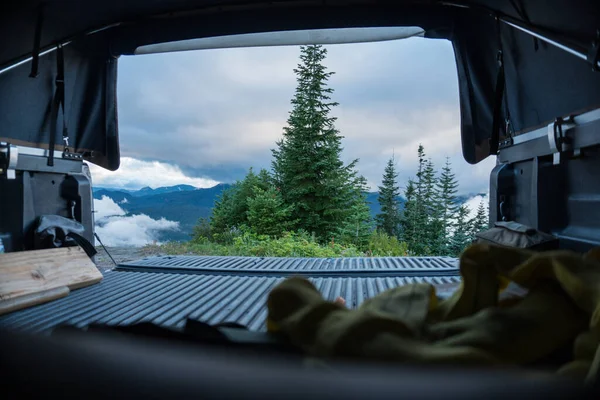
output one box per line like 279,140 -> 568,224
93,196 -> 179,247
113,37 -> 494,193
445,193 -> 490,236
95,215 -> 180,247
94,195 -> 126,220
464,193 -> 490,221
336,104 -> 495,194
87,157 -> 219,190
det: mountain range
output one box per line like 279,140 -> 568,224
94,184 -> 231,241
94,184 -> 199,197
93,184 -> 483,241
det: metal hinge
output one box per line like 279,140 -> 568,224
547,116 -> 575,165
0,142 -> 18,179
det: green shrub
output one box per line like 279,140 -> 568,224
210,230 -> 239,245
146,230 -> 411,258
367,230 -> 409,257
144,240 -> 245,256
231,231 -> 362,257
191,217 -> 213,241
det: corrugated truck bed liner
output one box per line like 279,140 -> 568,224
0,256 -> 460,333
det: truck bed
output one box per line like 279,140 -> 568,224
0,256 -> 461,333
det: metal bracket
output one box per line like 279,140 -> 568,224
0,142 -> 18,179
61,133 -> 84,160
588,29 -> 600,72
498,137 -> 513,149
547,117 -> 575,165
62,148 -> 84,160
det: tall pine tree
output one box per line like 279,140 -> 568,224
407,145 -> 430,255
272,45 -> 362,241
415,144 -> 427,220
421,158 -> 440,254
407,144 -> 439,255
209,168 -> 272,235
434,158 -> 459,255
337,176 -> 373,250
449,205 -> 472,256
470,199 -> 489,238
399,178 -> 423,254
376,156 -> 401,237
209,188 -> 235,238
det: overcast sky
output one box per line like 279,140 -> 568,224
89,36 -> 496,195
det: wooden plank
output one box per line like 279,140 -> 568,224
0,247 -> 102,302
0,286 -> 70,316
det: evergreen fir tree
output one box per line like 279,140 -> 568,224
209,168 -> 272,235
415,144 -> 427,215
228,168 -> 258,227
210,187 -> 236,235
422,159 -> 437,216
449,205 -> 473,256
470,199 -> 489,238
376,156 -> 401,237
407,144 -> 439,255
256,168 -> 273,188
272,44 -> 360,240
421,158 -> 440,254
408,144 -> 430,255
434,158 -> 459,255
229,168 -> 272,227
399,178 -> 422,254
246,186 -> 294,237
401,145 -> 461,256
337,175 -> 373,250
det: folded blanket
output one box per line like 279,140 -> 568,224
266,243 -> 600,382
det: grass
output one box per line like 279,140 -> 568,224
143,230 -> 409,258
142,241 -> 247,257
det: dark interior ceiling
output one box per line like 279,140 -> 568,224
1,0 -> 599,170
